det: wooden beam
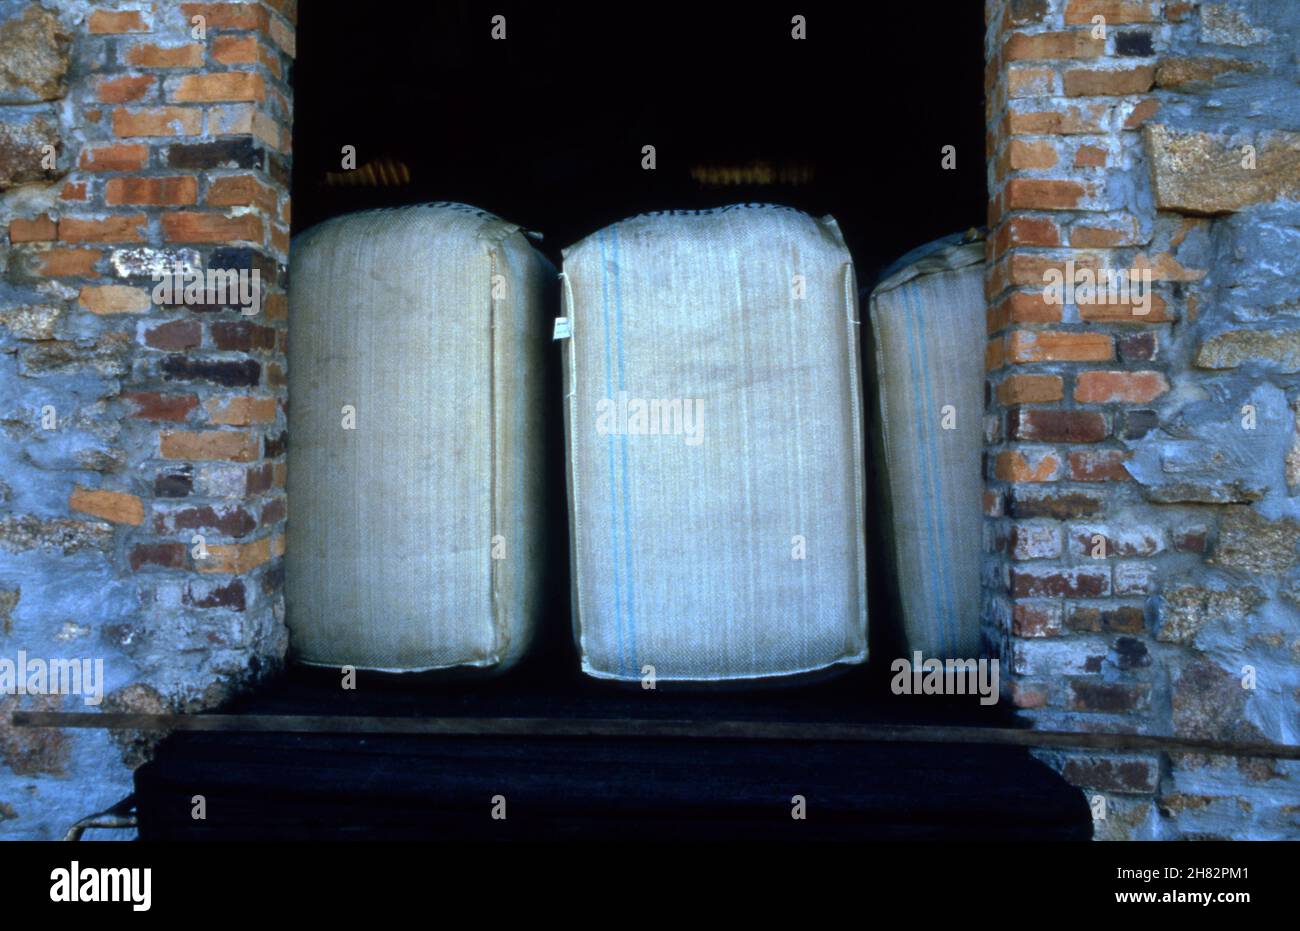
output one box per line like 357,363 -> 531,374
12,711 -> 1300,758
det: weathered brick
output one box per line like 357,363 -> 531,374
1009,522 -> 1061,560
197,536 -> 271,574
155,504 -> 256,538
32,248 -> 101,277
171,72 -> 265,103
1063,66 -> 1155,97
166,138 -> 261,170
995,448 -> 1062,483
124,42 -> 205,68
1005,178 -> 1091,210
112,106 -> 203,137
1068,449 -> 1132,481
1008,408 -> 1108,443
1007,330 -> 1113,363
1009,488 -> 1105,519
79,143 -> 149,172
1063,0 -> 1156,24
161,355 -> 260,387
205,395 -> 277,425
160,430 -> 259,462
78,284 -> 151,314
210,321 -> 275,352
9,215 -> 57,242
998,374 -> 1064,405
184,578 -> 246,610
97,74 -> 156,104
143,319 -> 202,350
1004,31 -> 1104,61
129,542 -> 188,570
1008,138 -> 1058,169
161,211 -> 263,243
88,10 -> 150,33
1067,604 -> 1146,634
69,486 -> 143,526
206,173 -> 277,212
1012,566 -> 1110,598
1061,755 -> 1159,794
59,214 -> 146,243
1075,370 -> 1169,403
105,175 -> 198,206
1068,680 -> 1151,713
1012,601 -> 1062,637
180,3 -> 270,32
123,391 -> 199,422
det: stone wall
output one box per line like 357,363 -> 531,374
984,0 -> 1300,838
0,0 -> 294,839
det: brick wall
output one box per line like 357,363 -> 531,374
0,0 -> 294,839
985,0 -> 1300,838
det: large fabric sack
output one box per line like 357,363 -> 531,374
867,232 -> 985,659
559,205 -> 868,682
287,203 -> 554,672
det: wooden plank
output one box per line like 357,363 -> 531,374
14,711 -> 1300,758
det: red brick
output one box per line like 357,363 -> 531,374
130,542 -> 189,571
97,74 -> 156,104
143,319 -> 202,350
1013,602 -> 1062,637
1068,449 -> 1132,481
180,3 -> 270,31
1008,408 -> 1109,443
161,211 -> 263,243
1074,144 -> 1108,168
105,176 -> 199,206
207,174 -> 278,213
210,321 -> 275,351
124,391 -> 199,422
995,217 -> 1061,258
1005,178 -> 1090,210
1078,292 -> 1170,323
79,143 -> 149,172
32,248 -> 101,277
1067,604 -> 1146,634
1011,567 -> 1110,598
1075,370 -> 1169,404
61,181 -> 88,201
59,214 -> 147,243
9,215 -> 57,243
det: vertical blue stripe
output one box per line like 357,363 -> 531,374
900,282 -> 953,656
611,227 -> 637,675
598,229 -> 625,672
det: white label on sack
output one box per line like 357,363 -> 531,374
552,317 -> 572,341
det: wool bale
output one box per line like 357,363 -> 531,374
286,203 -> 554,672
867,232 -> 986,659
559,205 -> 869,682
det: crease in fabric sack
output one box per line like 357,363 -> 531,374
286,203 -> 554,672
559,204 -> 869,683
867,231 -> 986,660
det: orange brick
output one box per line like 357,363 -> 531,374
987,336 -> 1008,372
207,174 -> 277,213
1005,178 -> 1089,210
996,449 -> 1062,483
61,181 -> 88,201
171,72 -> 265,103
162,211 -> 263,243
98,74 -> 156,104
1007,65 -> 1055,98
1075,370 -> 1169,404
9,215 -> 57,243
1078,292 -> 1169,323
998,290 -> 1065,325
78,284 -> 152,315
1004,31 -> 1104,61
88,10 -> 150,33
197,536 -> 272,574
105,176 -> 199,206
160,430 -> 259,462
263,292 -> 288,320
205,396 -> 278,426
1009,139 -> 1058,170
79,143 -> 149,172
125,42 -> 206,68
1007,330 -> 1114,363
994,217 -> 1062,258
1123,98 -> 1160,129
998,374 -> 1066,405
1063,66 -> 1155,97
112,107 -> 202,137
270,222 -> 289,255
69,486 -> 144,525
59,214 -> 146,243
33,248 -> 101,277
1009,253 -> 1103,287
1064,0 -> 1157,24
181,3 -> 270,31
213,34 -> 259,64
1008,103 -> 1108,135
1074,144 -> 1108,168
